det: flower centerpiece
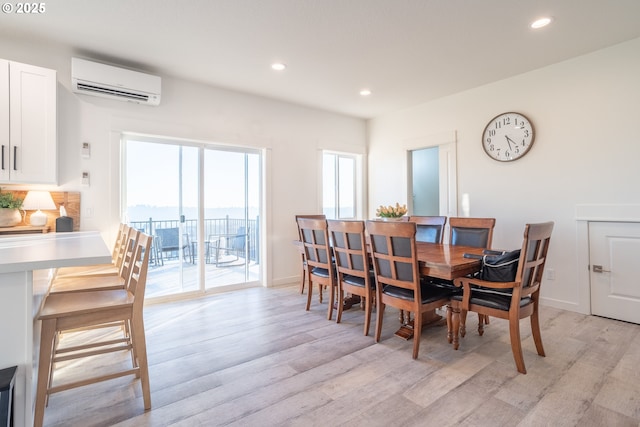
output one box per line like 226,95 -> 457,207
0,190 -> 24,227
375,203 -> 408,221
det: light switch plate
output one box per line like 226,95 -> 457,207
82,142 -> 91,159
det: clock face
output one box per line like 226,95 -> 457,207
482,112 -> 535,162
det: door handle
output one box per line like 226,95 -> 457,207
593,265 -> 611,273
13,146 -> 17,171
1,145 -> 4,170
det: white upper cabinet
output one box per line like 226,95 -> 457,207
0,59 -> 57,184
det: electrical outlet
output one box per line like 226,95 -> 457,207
545,268 -> 555,280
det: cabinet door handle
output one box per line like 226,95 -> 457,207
1,145 -> 4,170
13,146 -> 17,171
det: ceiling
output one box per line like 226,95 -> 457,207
2,0 -> 640,119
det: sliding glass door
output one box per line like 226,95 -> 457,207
124,136 -> 261,299
203,149 -> 260,289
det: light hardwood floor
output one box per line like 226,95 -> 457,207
43,284 -> 640,426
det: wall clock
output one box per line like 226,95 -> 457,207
482,112 -> 535,162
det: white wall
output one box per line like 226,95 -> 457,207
368,37 -> 640,313
0,38 -> 367,287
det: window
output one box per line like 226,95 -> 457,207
323,152 -> 358,219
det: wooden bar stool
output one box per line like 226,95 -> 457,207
33,233 -> 153,427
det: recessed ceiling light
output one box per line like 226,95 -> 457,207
359,89 -> 372,96
271,63 -> 286,71
530,17 -> 553,29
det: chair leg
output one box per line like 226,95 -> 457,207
375,303 -> 385,342
477,313 -> 485,336
451,306 -> 461,350
412,310 -> 422,359
363,295 -> 372,336
446,305 -> 453,343
327,284 -> 335,320
336,286 -> 344,324
300,267 -> 306,294
131,313 -> 152,409
460,309 -> 468,337
530,307 -> 546,357
305,276 -> 313,311
34,318 -> 57,427
509,314 -> 527,374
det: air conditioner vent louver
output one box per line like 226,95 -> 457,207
76,82 -> 150,102
71,57 -> 161,106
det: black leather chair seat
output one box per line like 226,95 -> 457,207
343,272 -> 376,288
451,290 -> 532,311
382,282 -> 455,303
311,267 -> 330,277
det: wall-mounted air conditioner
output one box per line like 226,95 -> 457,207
71,57 -> 161,106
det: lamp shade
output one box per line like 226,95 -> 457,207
22,191 -> 56,226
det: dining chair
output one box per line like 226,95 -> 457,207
297,216 -> 337,320
295,214 -> 326,294
328,219 -> 375,335
366,220 -> 456,359
447,221 -> 554,374
408,215 -> 447,244
34,232 -> 153,427
48,228 -> 141,294
445,217 -> 496,327
53,223 -> 130,279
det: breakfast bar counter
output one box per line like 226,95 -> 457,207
0,231 -> 111,427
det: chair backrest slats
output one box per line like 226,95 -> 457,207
366,221 -> 419,293
119,228 -> 141,281
517,222 -> 554,290
328,220 -> 369,278
297,217 -> 333,273
127,232 -> 153,309
112,223 -> 128,261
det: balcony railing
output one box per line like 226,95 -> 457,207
129,216 -> 259,262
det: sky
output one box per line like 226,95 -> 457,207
126,139 -> 260,210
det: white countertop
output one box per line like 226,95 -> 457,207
0,231 -> 112,273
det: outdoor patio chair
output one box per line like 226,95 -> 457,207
154,227 -> 192,265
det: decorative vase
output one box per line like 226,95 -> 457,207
380,217 -> 405,222
0,208 -> 22,227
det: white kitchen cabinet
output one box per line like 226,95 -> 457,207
0,59 -> 57,184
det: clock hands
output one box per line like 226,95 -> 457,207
504,135 -> 517,150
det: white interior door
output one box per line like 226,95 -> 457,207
589,221 -> 640,324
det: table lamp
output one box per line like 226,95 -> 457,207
22,191 -> 56,226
